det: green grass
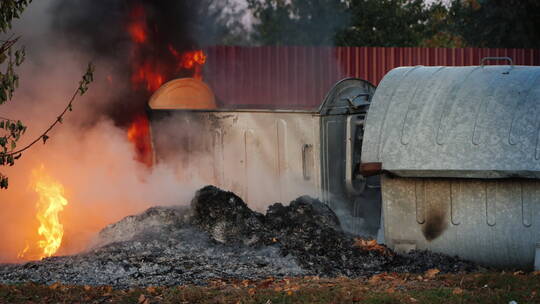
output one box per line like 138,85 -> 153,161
0,272 -> 538,304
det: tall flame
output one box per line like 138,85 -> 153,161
125,4 -> 207,167
127,3 -> 148,44
31,166 -> 68,259
127,114 -> 153,167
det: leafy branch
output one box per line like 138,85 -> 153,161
0,61 -> 94,189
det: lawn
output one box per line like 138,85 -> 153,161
0,271 -> 538,303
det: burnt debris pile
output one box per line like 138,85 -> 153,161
191,186 -> 476,276
0,186 -> 476,288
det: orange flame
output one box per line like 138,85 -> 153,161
19,166 -> 68,260
127,4 -> 148,44
169,46 -> 207,80
180,50 -> 207,69
131,62 -> 165,92
125,4 -> 207,167
128,23 -> 147,44
127,114 -> 153,167
182,50 -> 206,80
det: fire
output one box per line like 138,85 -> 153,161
169,46 -> 207,80
19,166 -> 69,260
127,114 -> 153,167
127,4 -> 148,44
131,61 -> 165,92
125,4 -> 207,166
181,50 -> 206,80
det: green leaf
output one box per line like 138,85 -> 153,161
0,177 -> 8,189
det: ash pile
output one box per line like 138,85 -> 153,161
0,186 -> 476,288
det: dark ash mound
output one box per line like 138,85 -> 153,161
0,206 -> 303,288
191,186 -> 476,277
0,185 -> 476,288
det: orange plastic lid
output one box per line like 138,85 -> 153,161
148,78 -> 216,110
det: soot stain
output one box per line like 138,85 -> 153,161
422,210 -> 448,241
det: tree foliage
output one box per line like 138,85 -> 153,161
247,0 -> 348,45
336,0 -> 441,47
0,0 -> 94,189
446,0 -> 540,48
247,0 -> 540,48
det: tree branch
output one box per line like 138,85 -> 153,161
0,35 -> 19,54
0,63 -> 94,157
3,88 -> 77,156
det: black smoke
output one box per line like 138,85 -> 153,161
50,0 -> 236,126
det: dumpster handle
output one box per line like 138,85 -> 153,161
481,57 -> 513,68
302,144 -> 312,180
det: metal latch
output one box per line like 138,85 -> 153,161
359,162 -> 383,177
342,93 -> 371,110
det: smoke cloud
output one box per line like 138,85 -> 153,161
0,0 -> 243,262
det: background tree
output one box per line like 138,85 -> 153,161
0,0 -> 94,189
247,0 -> 349,45
248,0 -> 539,48
335,0 -> 436,47
446,0 -> 540,48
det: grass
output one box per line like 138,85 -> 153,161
0,271 -> 538,303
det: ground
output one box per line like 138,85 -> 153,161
0,271 -> 538,304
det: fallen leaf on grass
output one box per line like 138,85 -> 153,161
257,278 -> 275,289
513,271 -> 524,276
369,273 -> 397,284
425,268 -> 440,279
248,288 -> 256,296
102,286 -> 113,293
49,282 -> 61,290
354,239 -> 395,256
138,294 -> 149,304
83,285 -> 91,291
452,288 -> 463,295
369,274 -> 382,284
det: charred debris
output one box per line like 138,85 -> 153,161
0,186 -> 476,288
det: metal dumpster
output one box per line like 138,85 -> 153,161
148,77 -> 382,237
361,62 -> 540,269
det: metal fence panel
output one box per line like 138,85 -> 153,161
203,46 -> 540,109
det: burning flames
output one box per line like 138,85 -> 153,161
19,166 -> 68,260
127,4 -> 148,44
131,62 -> 165,92
170,47 -> 207,80
127,114 -> 154,167
125,3 -> 207,167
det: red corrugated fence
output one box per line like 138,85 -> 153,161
203,46 -> 540,109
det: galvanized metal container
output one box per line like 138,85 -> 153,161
149,78 -> 381,237
362,63 -> 540,269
